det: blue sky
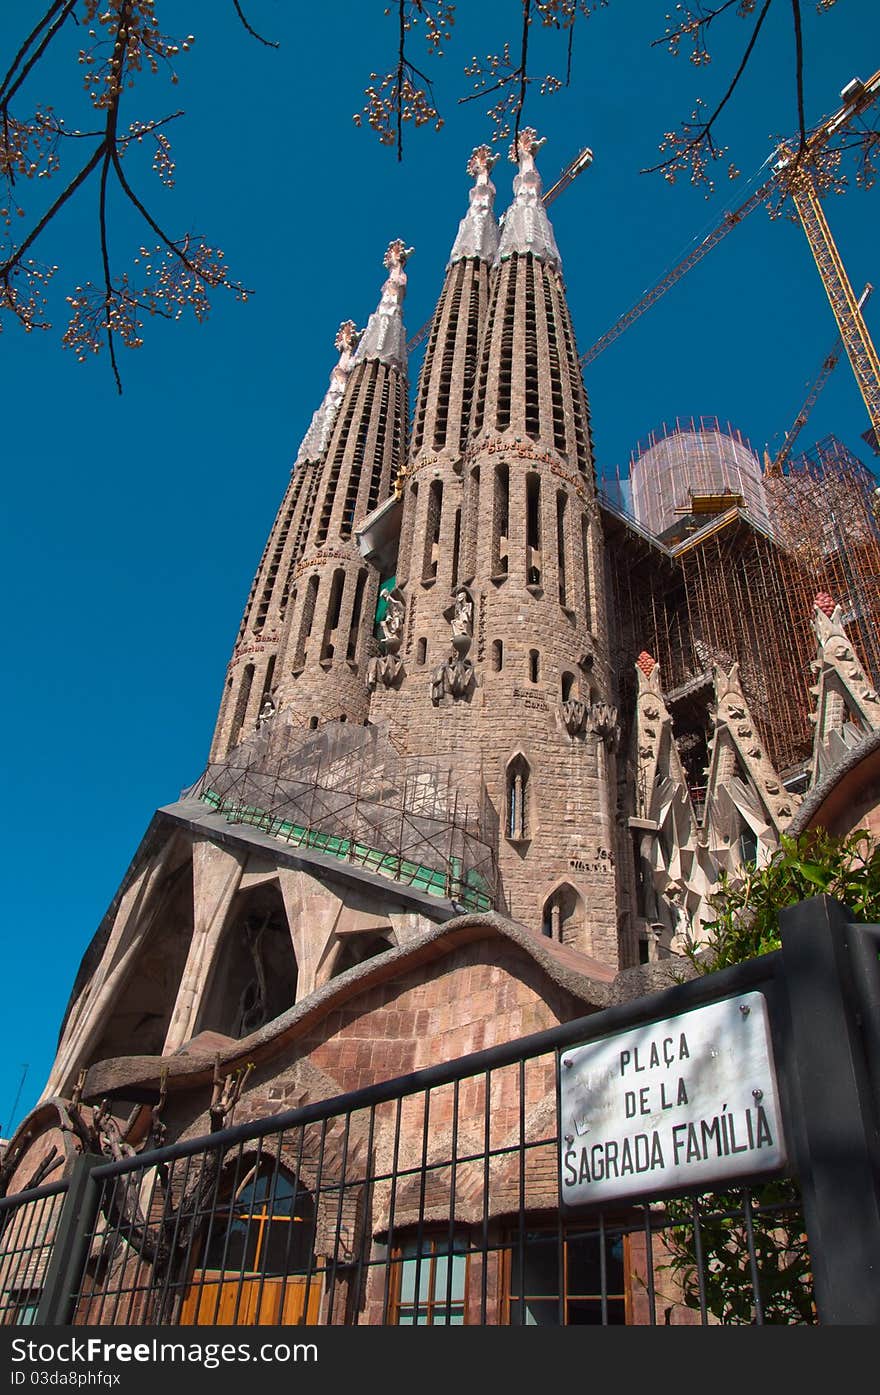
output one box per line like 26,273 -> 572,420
1,0 -> 877,1135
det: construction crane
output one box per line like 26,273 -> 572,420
405,146 -> 593,353
766,283 -> 873,476
542,145 -> 594,205
775,77 -> 880,453
579,171 -> 776,367
579,68 -> 880,452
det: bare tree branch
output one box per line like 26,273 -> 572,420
0,1 -> 77,108
641,0 -> 774,188
231,0 -> 279,49
513,0 -> 532,147
791,0 -> 806,152
1,1 -> 262,383
1,144 -> 103,275
650,0 -> 741,54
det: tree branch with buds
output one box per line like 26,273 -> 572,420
0,1 -> 266,389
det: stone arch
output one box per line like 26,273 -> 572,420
540,880 -> 585,949
84,842 -> 195,1069
195,880 -> 298,1040
328,932 -> 395,981
505,752 -> 532,842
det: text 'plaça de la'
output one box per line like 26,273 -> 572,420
620,1032 -> 690,1117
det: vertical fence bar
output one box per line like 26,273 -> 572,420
517,1058 -> 526,1328
381,1096 -> 403,1324
35,1154 -> 102,1326
326,1113 -> 353,1323
480,1070 -> 491,1324
642,1207 -> 656,1327
445,1081 -> 460,1326
690,1198 -> 708,1326
741,1189 -> 764,1326
779,895 -> 880,1324
847,922 -> 880,1129
351,1105 -> 376,1326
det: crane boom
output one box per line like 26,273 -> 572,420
581,66 -> 880,387
783,163 -> 880,451
768,284 -> 873,475
543,146 -> 593,206
579,175 -> 776,367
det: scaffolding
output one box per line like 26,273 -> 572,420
190,716 -> 498,912
602,434 -> 880,783
764,435 -> 880,688
630,416 -> 772,537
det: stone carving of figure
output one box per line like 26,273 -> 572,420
450,588 -> 474,651
379,590 -> 405,653
257,694 -> 277,731
432,587 -> 475,705
367,587 -> 406,690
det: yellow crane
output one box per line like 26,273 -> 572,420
774,72 -> 880,451
767,284 -> 873,476
581,70 -> 880,450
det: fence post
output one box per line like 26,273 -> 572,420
35,1153 -> 102,1326
848,921 -> 880,1130
778,894 -> 880,1324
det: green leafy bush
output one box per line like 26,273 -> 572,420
688,829 -> 880,972
662,829 -> 880,1323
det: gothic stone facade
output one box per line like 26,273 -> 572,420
3,133 -> 879,1329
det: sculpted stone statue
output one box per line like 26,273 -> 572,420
379,589 -> 405,653
367,586 -> 406,690
256,694 -> 277,731
432,586 -> 476,705
450,588 -> 474,651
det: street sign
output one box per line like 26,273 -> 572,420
559,992 -> 787,1208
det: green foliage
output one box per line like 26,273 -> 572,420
687,829 -> 880,973
663,828 -> 880,1323
661,1184 -> 815,1325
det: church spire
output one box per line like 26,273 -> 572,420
210,320 -> 363,758
294,319 -> 361,468
394,148 -> 499,595
354,238 -> 413,370
497,127 -> 562,270
449,144 -> 500,266
267,241 -> 409,728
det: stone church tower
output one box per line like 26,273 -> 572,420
210,131 -> 620,964
371,132 -> 619,959
212,242 -> 411,754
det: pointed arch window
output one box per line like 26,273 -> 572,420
506,755 -> 531,842
492,465 -> 510,579
423,479 -> 443,583
294,574 -> 320,670
526,473 -> 542,586
541,884 -> 583,946
229,663 -> 255,749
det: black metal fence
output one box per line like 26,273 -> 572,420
2,896 -> 878,1327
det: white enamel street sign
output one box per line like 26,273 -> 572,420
559,992 -> 787,1208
